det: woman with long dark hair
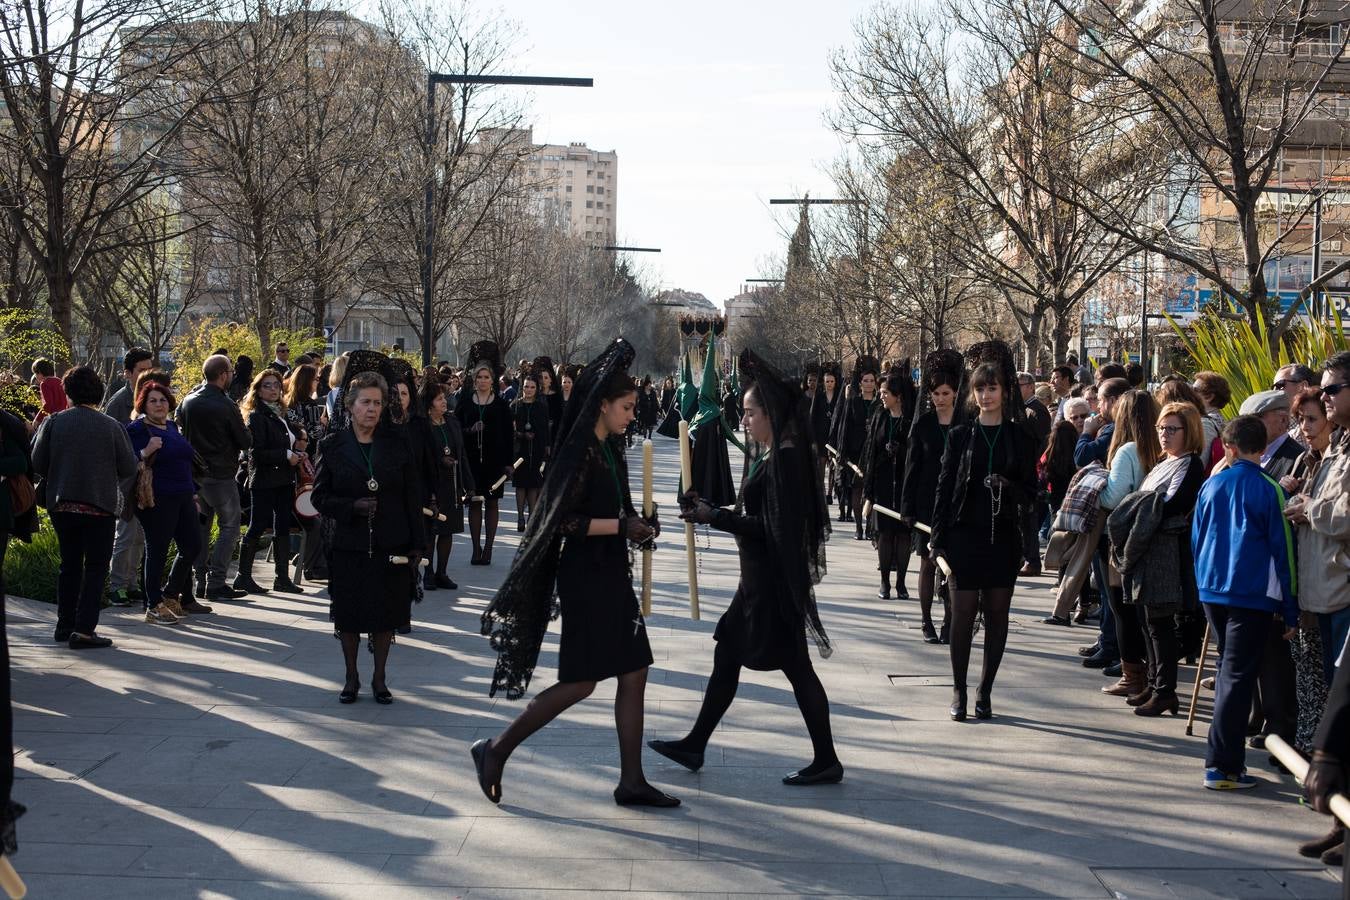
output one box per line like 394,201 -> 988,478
235,369 -> 306,595
535,358 -> 564,438
901,350 -> 963,644
862,370 -> 914,600
638,376 -> 660,440
228,355 -> 254,403
419,379 -> 473,591
471,339 -> 674,807
832,358 -> 880,539
511,374 -> 550,532
649,350 -> 841,786
456,343 -> 514,566
930,342 -> 1038,721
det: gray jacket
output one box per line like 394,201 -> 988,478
32,407 -> 138,515
103,383 -> 134,424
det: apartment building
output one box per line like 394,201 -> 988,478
489,128 -> 618,245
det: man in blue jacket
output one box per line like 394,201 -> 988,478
1192,415 -> 1299,790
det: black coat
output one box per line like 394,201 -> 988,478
313,428 -> 426,556
930,415 -> 1038,553
1024,397 -> 1053,455
245,406 -> 299,490
179,382 -> 251,480
1262,434 -> 1305,483
900,410 -> 952,526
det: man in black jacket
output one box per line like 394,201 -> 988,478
167,355 -> 252,600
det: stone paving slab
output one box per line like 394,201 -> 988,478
4,438 -> 1343,897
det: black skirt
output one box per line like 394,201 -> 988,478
555,533 -> 652,683
329,552 -> 415,633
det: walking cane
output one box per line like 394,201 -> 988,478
641,439 -> 653,617
678,420 -> 700,620
1185,623 -> 1211,737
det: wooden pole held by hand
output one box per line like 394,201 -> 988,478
641,439 -> 653,616
490,457 -> 526,494
678,420 -> 700,620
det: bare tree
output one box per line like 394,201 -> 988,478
77,187 -> 207,360
832,0 -> 1143,366
0,0 -> 225,348
1044,0 -> 1350,348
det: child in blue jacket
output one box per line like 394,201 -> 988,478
1192,415 -> 1297,790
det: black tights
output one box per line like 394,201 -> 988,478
1107,585 -> 1147,666
469,499 -> 499,552
482,668 -> 655,793
950,587 -> 1013,700
668,640 -> 838,774
515,487 -> 541,526
340,630 -> 391,691
851,484 -> 864,536
431,533 -> 453,575
917,557 -> 950,630
876,531 -> 911,594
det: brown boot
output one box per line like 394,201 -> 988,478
1298,824 -> 1344,859
1102,660 -> 1146,696
1133,690 -> 1179,716
1126,685 -> 1155,707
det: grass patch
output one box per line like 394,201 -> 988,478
7,509 -> 60,603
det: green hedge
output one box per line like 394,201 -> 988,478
5,510 -> 226,605
7,510 -> 60,604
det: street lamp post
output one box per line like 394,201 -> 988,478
422,72 -> 593,366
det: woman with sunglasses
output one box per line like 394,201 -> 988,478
235,370 -> 306,595
1107,402 -> 1205,716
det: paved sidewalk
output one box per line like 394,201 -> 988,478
6,438 -> 1343,897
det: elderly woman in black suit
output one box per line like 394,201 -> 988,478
312,371 -> 425,704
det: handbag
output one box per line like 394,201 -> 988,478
135,461 -> 155,510
5,474 -> 35,517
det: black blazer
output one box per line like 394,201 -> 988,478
246,407 -> 297,490
312,428 -> 425,556
1262,434 -> 1304,483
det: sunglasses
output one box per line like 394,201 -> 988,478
1069,413 -> 1088,421
1272,380 -> 1301,390
1156,425 -> 1184,435
1323,382 -> 1350,397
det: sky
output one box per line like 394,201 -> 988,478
475,0 -> 878,307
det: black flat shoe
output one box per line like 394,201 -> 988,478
647,739 -> 704,772
339,681 -> 360,704
614,784 -> 681,807
921,622 -> 940,644
470,739 -> 502,805
470,548 -> 484,565
975,696 -> 992,720
483,549 -> 493,565
423,570 -> 438,591
372,684 -> 393,705
435,574 -> 457,590
939,622 -> 951,645
782,762 -> 843,785
1042,615 -> 1072,627
68,632 -> 113,649
951,690 -> 968,722
896,587 -> 910,600
1078,644 -> 1101,657
877,587 -> 890,600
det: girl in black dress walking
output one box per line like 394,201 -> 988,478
472,339 -> 675,808
511,374 -> 550,532
862,369 -> 916,600
832,358 -> 880,540
649,350 -> 841,786
419,379 -> 473,590
456,342 -> 514,566
930,342 -> 1037,722
901,350 -> 965,644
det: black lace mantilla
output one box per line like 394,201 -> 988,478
480,338 -> 636,699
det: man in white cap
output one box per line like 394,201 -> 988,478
1239,389 -> 1302,482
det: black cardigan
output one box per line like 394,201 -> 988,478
246,407 -> 298,491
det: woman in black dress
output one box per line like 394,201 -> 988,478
649,349 -> 841,786
638,376 -> 660,439
901,350 -> 964,644
811,365 -> 840,508
235,369 -> 307,595
313,371 -> 425,704
930,343 -> 1038,721
420,378 -> 473,591
862,370 -> 914,601
471,339 -> 675,808
456,343 -> 514,566
535,356 -> 564,439
511,374 -> 550,532
832,358 -> 880,540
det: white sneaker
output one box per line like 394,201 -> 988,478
144,603 -> 180,625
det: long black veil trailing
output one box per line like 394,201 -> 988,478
739,349 -> 832,659
481,338 -> 636,699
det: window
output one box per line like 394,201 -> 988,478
565,184 -> 572,192
585,216 -> 594,224
586,185 -> 594,193
597,187 -> 605,195
586,201 -> 594,208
